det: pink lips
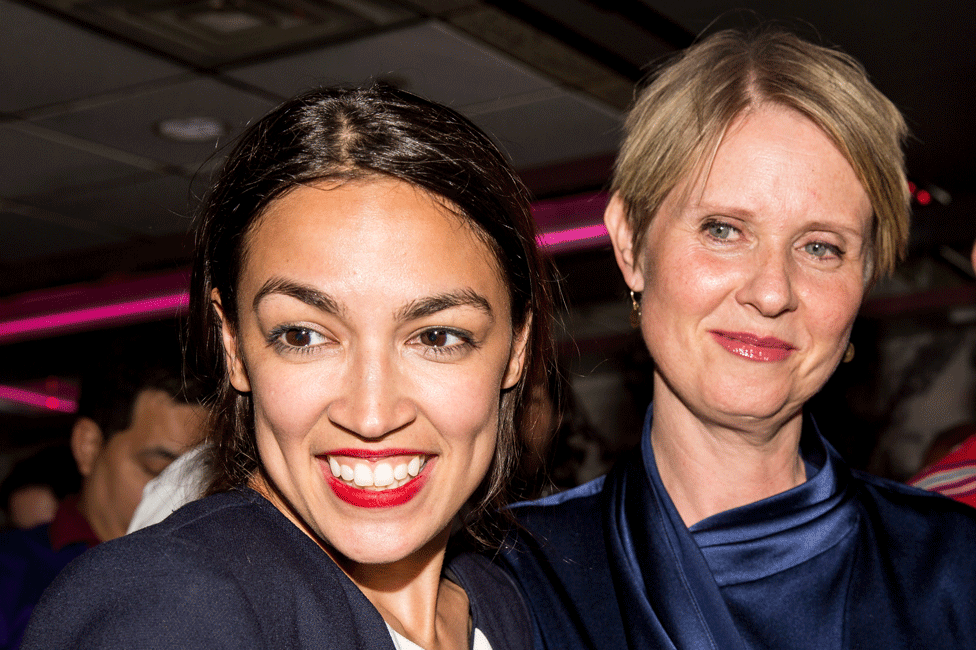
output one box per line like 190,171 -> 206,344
710,330 -> 795,362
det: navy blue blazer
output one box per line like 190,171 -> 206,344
502,408 -> 976,650
22,489 -> 530,649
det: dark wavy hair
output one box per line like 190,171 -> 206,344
187,84 -> 553,546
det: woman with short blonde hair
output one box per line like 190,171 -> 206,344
503,28 -> 976,650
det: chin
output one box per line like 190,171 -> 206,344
326,520 -> 447,567
697,385 -> 794,428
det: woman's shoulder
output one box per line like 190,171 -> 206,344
508,476 -> 606,529
849,469 -> 976,550
852,470 -> 976,519
21,490 -> 389,650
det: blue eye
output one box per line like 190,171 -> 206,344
704,221 -> 738,240
804,242 -> 842,258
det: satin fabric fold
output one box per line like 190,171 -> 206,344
603,441 -> 744,650
503,404 -> 976,650
604,407 -> 862,648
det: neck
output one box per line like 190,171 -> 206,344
340,528 -> 468,650
75,486 -> 114,542
650,383 -> 806,528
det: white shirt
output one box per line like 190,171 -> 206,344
386,624 -> 493,650
127,445 -> 208,533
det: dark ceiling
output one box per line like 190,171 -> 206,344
2,0 -> 974,297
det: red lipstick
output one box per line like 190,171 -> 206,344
327,448 -> 423,460
326,472 -> 428,508
710,330 -> 795,362
323,453 -> 430,508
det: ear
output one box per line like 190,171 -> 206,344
71,417 -> 104,477
212,289 -> 251,393
502,316 -> 532,390
604,193 -> 645,293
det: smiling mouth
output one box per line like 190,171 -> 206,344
710,330 -> 796,362
326,454 -> 428,491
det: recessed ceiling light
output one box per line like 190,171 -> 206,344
155,116 -> 228,143
189,9 -> 267,34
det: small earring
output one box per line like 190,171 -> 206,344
843,342 -> 855,363
629,290 -> 642,329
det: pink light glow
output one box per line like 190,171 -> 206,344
0,292 -> 189,344
0,196 -> 613,344
0,385 -> 78,413
537,224 -> 609,249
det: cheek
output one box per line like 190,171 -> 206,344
248,361 -> 327,448
416,366 -> 504,444
643,248 -> 733,325
803,276 -> 864,344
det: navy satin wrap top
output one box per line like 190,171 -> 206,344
502,407 -> 976,649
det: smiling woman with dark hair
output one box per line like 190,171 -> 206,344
21,84 -> 552,650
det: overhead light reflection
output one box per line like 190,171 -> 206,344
0,292 -> 189,344
0,384 -> 77,413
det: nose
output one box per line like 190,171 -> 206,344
735,247 -> 798,318
326,347 -> 416,439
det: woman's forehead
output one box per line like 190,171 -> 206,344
238,178 -> 510,310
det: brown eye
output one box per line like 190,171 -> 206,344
420,330 -> 449,347
284,328 -> 313,347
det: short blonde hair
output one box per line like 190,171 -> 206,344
611,28 -> 909,285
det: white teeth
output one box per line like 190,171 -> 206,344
329,455 -> 426,490
373,463 -> 394,487
393,463 -> 408,481
353,464 -> 373,487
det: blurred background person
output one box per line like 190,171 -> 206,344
0,446 -> 80,531
909,422 -> 976,507
906,241 -> 976,507
1,351 -> 206,650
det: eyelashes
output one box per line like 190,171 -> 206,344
702,219 -> 739,241
412,328 -> 479,358
802,241 -> 845,259
266,325 -> 328,356
700,218 -> 846,261
265,325 -> 478,359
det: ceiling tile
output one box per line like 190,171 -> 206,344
228,20 -> 554,107
0,211 -> 121,262
37,174 -> 200,236
0,124 -> 149,197
34,76 -> 278,168
0,0 -> 185,113
469,91 -> 622,169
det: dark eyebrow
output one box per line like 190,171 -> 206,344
253,278 -> 343,315
394,290 -> 494,323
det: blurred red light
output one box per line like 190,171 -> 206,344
917,190 -> 932,206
